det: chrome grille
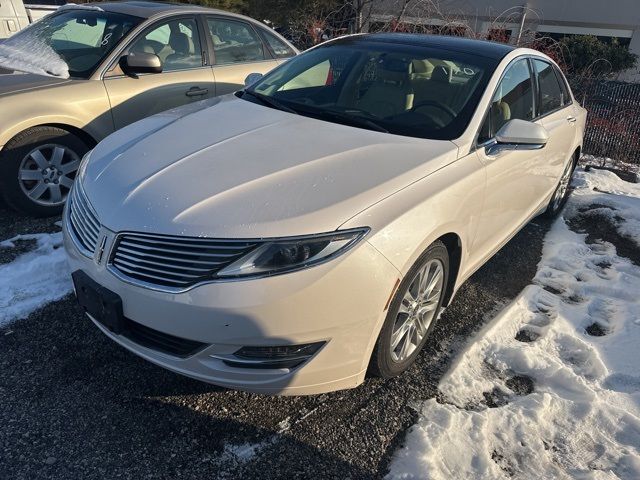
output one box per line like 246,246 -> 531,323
110,233 -> 258,289
68,183 -> 100,255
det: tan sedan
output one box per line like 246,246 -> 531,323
0,1 -> 297,215
63,34 -> 586,395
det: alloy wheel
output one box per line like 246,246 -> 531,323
390,258 -> 445,362
551,160 -> 574,211
18,144 -> 80,206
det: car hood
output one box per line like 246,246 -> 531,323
0,71 -> 71,97
83,95 -> 458,238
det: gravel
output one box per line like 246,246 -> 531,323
0,197 -> 551,480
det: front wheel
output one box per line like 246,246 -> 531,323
0,126 -> 89,217
544,154 -> 577,218
369,241 -> 449,378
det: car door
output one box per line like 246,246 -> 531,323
205,16 -> 279,96
531,58 -> 577,197
103,15 -> 215,130
472,57 -> 548,262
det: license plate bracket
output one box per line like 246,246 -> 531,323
72,270 -> 125,334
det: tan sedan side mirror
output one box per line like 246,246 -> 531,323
121,53 -> 163,77
486,119 -> 549,156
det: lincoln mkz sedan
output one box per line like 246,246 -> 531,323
0,1 -> 296,216
63,34 -> 586,395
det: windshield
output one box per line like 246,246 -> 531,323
245,41 -> 498,140
0,9 -> 141,79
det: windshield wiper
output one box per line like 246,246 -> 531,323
317,109 -> 389,133
241,90 -> 298,114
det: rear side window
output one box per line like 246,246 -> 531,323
207,18 -> 266,64
553,65 -> 572,105
478,58 -> 534,143
261,29 -> 295,59
533,59 -> 564,115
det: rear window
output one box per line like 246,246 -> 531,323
260,29 -> 295,59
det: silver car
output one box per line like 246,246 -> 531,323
0,1 -> 297,216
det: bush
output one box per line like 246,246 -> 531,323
560,35 -> 638,76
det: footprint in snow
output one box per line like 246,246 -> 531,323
555,334 -> 607,381
481,375 -> 535,408
583,297 -> 618,336
603,373 -> 640,393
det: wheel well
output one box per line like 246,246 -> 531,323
439,233 -> 462,307
4,124 -> 97,151
45,124 -> 97,149
574,146 -> 581,165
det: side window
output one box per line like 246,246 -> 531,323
260,29 -> 295,58
130,18 -> 202,72
207,18 -> 266,65
478,58 -> 534,143
533,59 -> 564,115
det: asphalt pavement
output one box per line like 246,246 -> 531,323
0,201 -> 549,480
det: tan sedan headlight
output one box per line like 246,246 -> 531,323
217,228 -> 369,278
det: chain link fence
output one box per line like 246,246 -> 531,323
570,77 -> 640,165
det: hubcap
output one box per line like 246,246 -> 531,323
552,161 -> 573,210
18,144 -> 80,206
390,259 -> 445,362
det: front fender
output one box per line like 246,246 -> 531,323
0,81 -> 112,147
341,152 -> 486,289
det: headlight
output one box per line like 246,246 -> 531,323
217,228 -> 369,278
77,149 -> 92,182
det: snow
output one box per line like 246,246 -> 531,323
58,4 -> 104,12
0,27 -> 69,78
220,415 -> 294,465
0,232 -> 72,327
581,155 -> 640,183
388,168 -> 640,480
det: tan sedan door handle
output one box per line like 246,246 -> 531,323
566,116 -> 577,123
186,87 -> 209,97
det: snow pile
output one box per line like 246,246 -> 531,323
581,155 -> 640,183
0,232 -> 72,326
573,168 -> 640,246
0,24 -> 69,78
388,168 -> 640,479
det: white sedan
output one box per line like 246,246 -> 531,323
63,33 -> 586,395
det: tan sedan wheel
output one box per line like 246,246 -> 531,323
0,126 -> 89,217
370,240 -> 449,378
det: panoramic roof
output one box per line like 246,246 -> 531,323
335,33 -> 516,60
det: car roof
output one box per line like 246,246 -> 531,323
82,1 -> 239,19
331,33 -> 515,60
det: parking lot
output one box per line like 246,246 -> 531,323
0,200 -> 549,479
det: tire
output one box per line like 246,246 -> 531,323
0,126 -> 90,217
370,240 -> 449,378
544,152 -> 578,218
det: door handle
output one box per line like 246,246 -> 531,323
186,87 -> 208,97
566,116 -> 577,123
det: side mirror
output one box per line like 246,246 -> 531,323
244,72 -> 263,87
486,119 -> 549,156
120,53 -> 162,77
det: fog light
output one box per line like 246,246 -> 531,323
214,342 -> 325,369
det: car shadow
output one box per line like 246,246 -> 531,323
0,207 -> 553,479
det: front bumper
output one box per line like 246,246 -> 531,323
63,217 -> 400,395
